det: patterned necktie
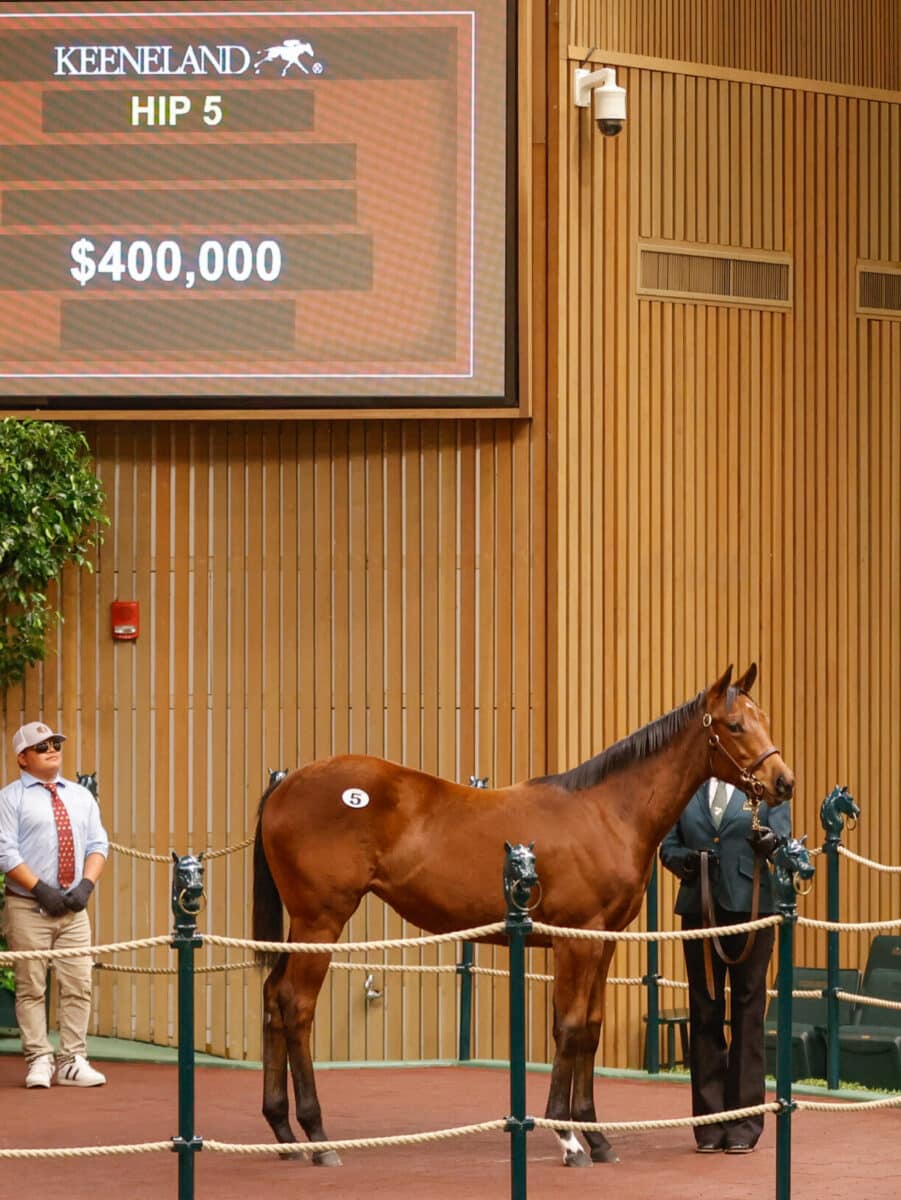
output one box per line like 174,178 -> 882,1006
710,780 -> 728,828
44,782 -> 75,888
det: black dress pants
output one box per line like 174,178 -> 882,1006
681,907 -> 775,1148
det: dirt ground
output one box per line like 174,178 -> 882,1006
0,1057 -> 898,1200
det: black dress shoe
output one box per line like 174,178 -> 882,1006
695,1139 -> 725,1153
725,1142 -> 756,1154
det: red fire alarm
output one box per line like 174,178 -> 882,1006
111,600 -> 139,640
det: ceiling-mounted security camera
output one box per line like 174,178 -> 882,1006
573,66 -> 627,137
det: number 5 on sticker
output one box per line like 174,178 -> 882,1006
342,788 -> 370,809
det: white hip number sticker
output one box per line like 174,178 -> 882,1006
342,787 -> 370,809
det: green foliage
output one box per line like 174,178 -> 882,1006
0,419 -> 108,688
0,873 -> 14,993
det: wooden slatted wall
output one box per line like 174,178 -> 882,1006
0,417 -> 550,1062
552,19 -> 900,1067
569,0 -> 900,91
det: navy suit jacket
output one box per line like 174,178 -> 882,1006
659,783 -> 792,916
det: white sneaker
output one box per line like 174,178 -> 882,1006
25,1053 -> 55,1088
55,1055 -> 106,1087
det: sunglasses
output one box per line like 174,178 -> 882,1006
28,738 -> 64,754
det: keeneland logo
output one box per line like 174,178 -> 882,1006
52,38 -> 323,77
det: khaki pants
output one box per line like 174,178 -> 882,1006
2,893 -> 93,1062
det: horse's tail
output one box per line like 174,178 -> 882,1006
253,777 -> 286,970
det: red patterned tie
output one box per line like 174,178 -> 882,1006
44,782 -> 75,889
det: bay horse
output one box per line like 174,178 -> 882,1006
252,663 -> 794,1166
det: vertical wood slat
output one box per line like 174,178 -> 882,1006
569,0 -> 900,91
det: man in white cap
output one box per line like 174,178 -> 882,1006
0,721 -> 108,1087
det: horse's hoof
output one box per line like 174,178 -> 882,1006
590,1145 -> 620,1164
276,1148 -> 305,1162
312,1149 -> 342,1167
563,1147 -> 592,1167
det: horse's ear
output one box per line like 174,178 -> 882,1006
528,841 -> 535,851
708,665 -> 734,699
504,840 -> 512,852
799,834 -> 808,845
172,851 -> 179,864
734,662 -> 758,693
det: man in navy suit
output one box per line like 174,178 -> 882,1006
660,778 -> 791,1153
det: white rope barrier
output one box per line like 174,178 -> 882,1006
837,845 -> 901,873
836,989 -> 901,1012
0,1142 -> 172,1159
529,915 -> 783,942
204,1120 -> 508,1155
202,924 -> 507,955
532,1101 -> 781,1135
109,837 -> 253,863
795,1095 -> 901,1112
798,916 -> 901,933
0,933 -> 173,965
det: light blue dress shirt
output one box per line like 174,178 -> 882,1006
0,771 -> 109,896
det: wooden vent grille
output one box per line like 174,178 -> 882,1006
858,266 -> 901,318
638,244 -> 792,308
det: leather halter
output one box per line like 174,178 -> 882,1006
698,706 -> 779,997
702,711 -> 781,803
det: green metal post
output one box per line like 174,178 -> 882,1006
643,860 -> 661,1073
503,844 -> 537,1200
459,776 -> 488,1063
772,851 -> 799,1200
170,853 -> 204,1199
458,941 -> 474,1061
825,835 -> 840,1089
819,786 -> 858,1091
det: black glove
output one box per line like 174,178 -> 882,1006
64,879 -> 95,912
747,827 -> 782,860
31,879 -> 69,917
681,848 -> 719,883
680,850 -> 701,882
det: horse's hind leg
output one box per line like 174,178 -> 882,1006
262,957 -> 299,1150
283,946 -> 344,1166
262,950 -> 339,1165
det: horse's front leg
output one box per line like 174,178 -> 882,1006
571,941 -> 619,1163
546,939 -> 610,1167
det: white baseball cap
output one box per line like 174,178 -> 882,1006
12,722 -> 66,755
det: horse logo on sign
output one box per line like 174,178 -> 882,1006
254,38 -> 321,76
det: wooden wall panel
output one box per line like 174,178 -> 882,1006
1,409 -> 548,1063
552,32 -> 901,1068
569,0 -> 900,91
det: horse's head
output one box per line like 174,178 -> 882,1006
819,785 -> 859,837
704,664 -> 795,804
503,841 -> 539,911
772,835 -> 816,903
171,852 -> 205,919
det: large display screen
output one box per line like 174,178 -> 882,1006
0,1 -> 515,410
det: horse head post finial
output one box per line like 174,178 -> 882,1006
772,836 -> 816,909
819,786 -> 859,841
171,851 -> 206,934
503,841 -> 540,914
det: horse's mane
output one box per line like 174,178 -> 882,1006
530,686 -> 720,792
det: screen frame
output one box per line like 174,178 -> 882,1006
0,0 -> 522,420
